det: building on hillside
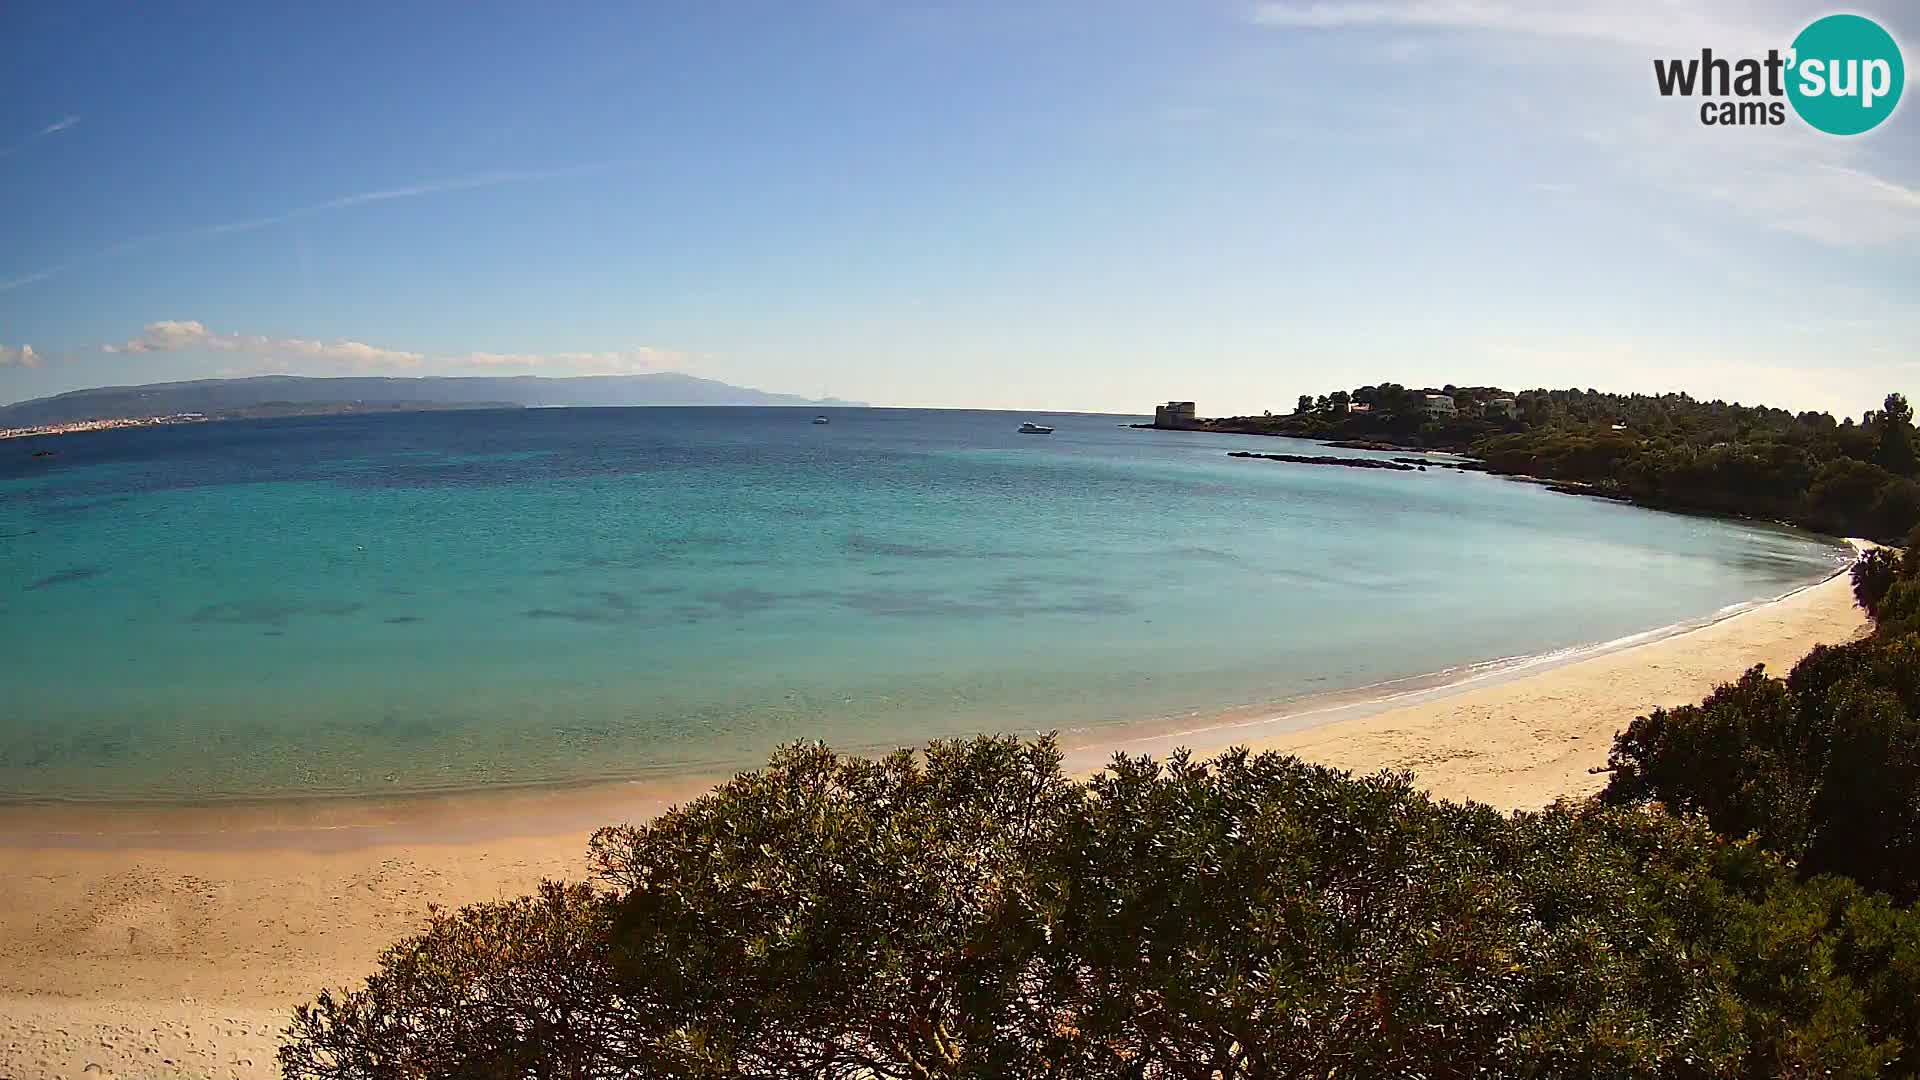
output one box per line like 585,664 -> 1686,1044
1422,394 -> 1456,419
1484,397 -> 1518,419
1345,401 -> 1373,414
1153,401 -> 1198,429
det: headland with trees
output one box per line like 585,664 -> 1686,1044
1189,385 -> 1920,542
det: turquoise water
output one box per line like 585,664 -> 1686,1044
0,408 -> 1851,803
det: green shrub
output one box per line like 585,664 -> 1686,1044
1601,665 -> 1819,859
590,737 -> 1078,1078
283,736 -> 1920,1079
278,882 -> 641,1080
1604,633 -> 1920,905
1854,547 -> 1904,617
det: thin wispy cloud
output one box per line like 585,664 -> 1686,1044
453,348 -> 683,375
1247,2 -> 1778,51
1248,1 -> 1920,252
0,267 -> 64,292
100,320 -> 683,376
106,320 -> 426,371
204,163 -> 618,237
1820,163 -> 1920,211
1564,109 -> 1920,251
0,163 -> 621,294
0,114 -> 81,159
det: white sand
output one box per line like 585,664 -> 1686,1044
0,568 -> 1871,1079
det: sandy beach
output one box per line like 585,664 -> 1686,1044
0,566 -> 1871,1080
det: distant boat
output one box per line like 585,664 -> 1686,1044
812,415 -> 830,425
1018,422 -> 1054,434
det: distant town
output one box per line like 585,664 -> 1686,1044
1,414 -> 208,441
1,399 -> 523,443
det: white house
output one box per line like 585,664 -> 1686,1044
1423,394 -> 1456,418
1484,397 -> 1518,419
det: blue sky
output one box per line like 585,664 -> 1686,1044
1,1 -> 1916,415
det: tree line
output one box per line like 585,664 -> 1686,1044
280,543 -> 1920,1078
1239,385 -> 1920,540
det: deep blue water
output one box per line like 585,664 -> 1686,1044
0,407 -> 1852,802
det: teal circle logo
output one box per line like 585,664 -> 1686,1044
1787,14 -> 1904,135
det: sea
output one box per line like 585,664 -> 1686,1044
0,407 -> 1854,803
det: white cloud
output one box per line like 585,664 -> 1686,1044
451,348 -> 681,374
40,115 -> 80,136
100,320 -> 684,376
1821,164 -> 1920,211
105,320 -> 425,371
0,345 -> 41,369
1566,108 -> 1920,251
103,320 -> 217,353
1247,1 -> 1781,51
1249,0 -> 1920,251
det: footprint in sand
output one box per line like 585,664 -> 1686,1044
54,868 -> 220,956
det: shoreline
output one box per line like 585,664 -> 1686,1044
1195,424 -> 1864,542
1212,551 -> 1869,808
0,557 -> 1854,846
1064,550 -> 1859,776
0,561 -> 1873,1079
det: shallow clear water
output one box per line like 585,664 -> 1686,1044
0,407 -> 1851,802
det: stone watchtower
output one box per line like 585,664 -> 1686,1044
1153,401 -> 1197,429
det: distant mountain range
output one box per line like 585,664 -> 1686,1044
0,374 -> 865,427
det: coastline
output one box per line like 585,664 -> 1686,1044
0,562 -> 1872,1079
1059,550 -> 1860,780
1157,423 -> 1872,543
0,555 -> 1848,836
1072,555 -> 1868,807
0,416 -> 210,442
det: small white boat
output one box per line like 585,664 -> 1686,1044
1018,422 -> 1054,434
812,415 -> 830,425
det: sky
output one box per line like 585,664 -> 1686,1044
1,1 -> 1916,416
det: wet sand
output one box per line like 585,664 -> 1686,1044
0,565 -> 1871,1079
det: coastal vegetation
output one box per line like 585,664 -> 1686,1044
1602,537 -> 1920,904
282,543 -> 1920,1079
1219,385 -> 1920,541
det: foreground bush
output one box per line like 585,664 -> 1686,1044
280,882 -> 649,1078
1855,547 -> 1904,617
1603,633 -> 1920,905
281,736 -> 1920,1079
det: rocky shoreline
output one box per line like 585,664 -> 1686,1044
1227,450 -> 1419,471
1216,441 -> 1793,535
